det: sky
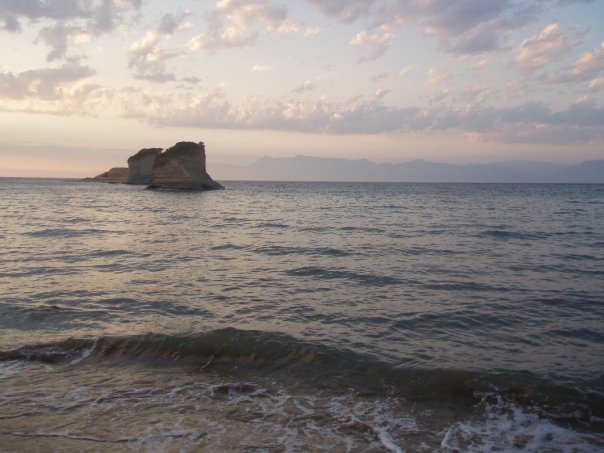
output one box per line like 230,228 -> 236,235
1,0 -> 603,177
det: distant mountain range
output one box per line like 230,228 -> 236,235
209,155 -> 604,183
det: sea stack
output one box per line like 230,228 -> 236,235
83,167 -> 128,183
127,148 -> 163,184
148,141 -> 224,190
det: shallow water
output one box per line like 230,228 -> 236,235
1,179 -> 603,451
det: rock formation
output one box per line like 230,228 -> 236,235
83,167 -> 128,183
127,148 -> 162,184
84,141 -> 223,190
148,141 -> 224,190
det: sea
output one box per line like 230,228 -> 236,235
0,178 -> 603,452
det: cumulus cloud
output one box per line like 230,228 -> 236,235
303,26 -> 320,37
586,77 -> 604,92
252,64 -> 271,72
399,64 -> 418,77
0,0 -> 141,59
464,101 -> 604,144
309,0 -> 592,58
182,76 -> 202,85
571,41 -> 604,79
391,0 -> 553,56
306,0 -> 378,24
293,79 -> 317,93
0,61 -> 111,115
112,82 -> 603,145
374,88 -> 391,101
38,23 -> 92,61
546,41 -> 604,87
189,0 -> 299,52
119,86 -> 232,128
310,1 -> 525,56
0,61 -> 95,100
350,15 -> 404,60
424,69 -> 455,87
515,23 -> 582,69
128,13 -> 189,82
370,72 -> 390,82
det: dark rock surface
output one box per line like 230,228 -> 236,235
149,141 -> 224,190
83,167 -> 128,183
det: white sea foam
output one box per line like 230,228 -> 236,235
440,398 -> 604,452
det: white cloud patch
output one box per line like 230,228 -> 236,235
307,0 -> 378,24
350,15 -> 404,60
374,88 -> 391,101
113,83 -> 603,145
189,0 -> 300,52
399,64 -> 418,77
515,23 -> 582,69
303,25 -> 320,37
310,0 -> 593,58
586,76 -> 604,92
424,69 -> 455,87
293,79 -> 317,93
571,41 -> 604,79
127,13 -> 189,82
38,23 -> 93,61
0,61 -> 111,115
0,0 -> 141,60
119,86 -> 231,127
410,1 -> 519,54
0,61 -> 95,100
252,64 -> 271,72
370,72 -> 390,82
547,41 -> 604,87
182,76 -> 202,85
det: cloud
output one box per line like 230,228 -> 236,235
189,0 -> 299,52
515,23 -> 582,69
293,79 -> 317,93
119,86 -> 232,128
571,41 -> 604,79
350,15 -> 404,60
464,101 -> 604,144
310,1 -> 521,55
303,26 -> 320,37
0,0 -> 141,59
370,72 -> 390,82
408,0 -> 537,55
252,64 -> 271,72
424,69 -> 455,87
306,0 -> 378,24
546,41 -> 604,86
114,83 -> 603,145
0,62 -> 95,100
0,61 -> 110,115
586,77 -> 604,92
374,88 -> 391,101
399,64 -> 418,77
310,0 -> 593,58
127,13 -> 189,82
182,76 -> 202,85
91,0 -> 142,34
38,23 -> 92,61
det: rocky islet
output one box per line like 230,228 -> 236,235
85,141 -> 223,190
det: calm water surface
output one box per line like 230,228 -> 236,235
1,179 -> 603,452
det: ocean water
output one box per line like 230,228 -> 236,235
0,178 -> 603,452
